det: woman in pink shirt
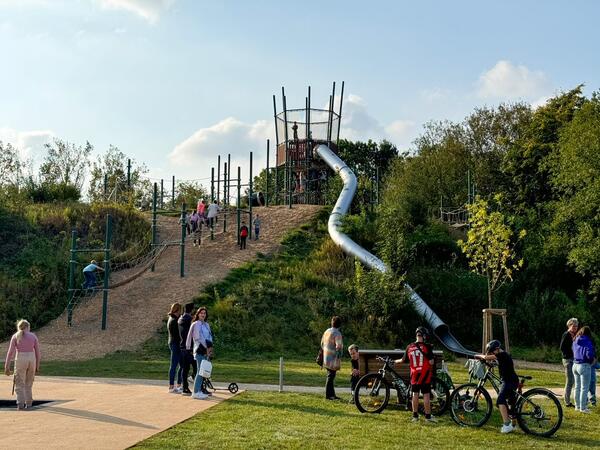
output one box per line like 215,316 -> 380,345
4,319 -> 41,410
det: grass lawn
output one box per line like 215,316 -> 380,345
36,351 -> 565,389
133,391 -> 600,450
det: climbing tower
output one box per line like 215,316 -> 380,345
272,82 -> 344,205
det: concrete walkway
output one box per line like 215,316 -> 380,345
0,376 -> 234,450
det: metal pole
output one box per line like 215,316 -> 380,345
180,203 -> 186,278
227,154 -> 231,207
151,182 -> 157,272
327,95 -> 334,145
103,173 -> 108,199
249,151 -> 253,239
67,230 -> 77,327
272,94 -> 279,206
279,356 -> 284,393
127,159 -> 131,189
217,155 -> 221,204
337,81 -> 345,144
237,166 -> 241,246
172,175 -> 175,208
376,166 -> 380,205
282,87 -> 290,208
211,167 -> 215,202
223,162 -> 228,233
265,139 -> 270,207
160,179 -> 164,209
101,214 -> 112,330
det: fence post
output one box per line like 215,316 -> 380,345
160,179 -> 164,209
172,175 -> 175,208
103,173 -> 108,199
180,203 -> 186,278
101,214 -> 112,330
279,357 -> 284,393
67,230 -> 77,327
237,166 -> 241,246
223,162 -> 228,234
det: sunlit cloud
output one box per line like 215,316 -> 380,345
95,0 -> 175,24
477,60 -> 552,102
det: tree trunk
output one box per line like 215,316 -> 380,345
487,276 -> 492,309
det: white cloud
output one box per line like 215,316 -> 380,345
342,94 -> 417,148
167,93 -> 419,187
95,0 -> 175,24
0,128 -> 54,161
477,60 -> 552,101
168,118 -> 271,190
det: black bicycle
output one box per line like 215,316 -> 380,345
449,358 -> 563,437
354,356 -> 450,415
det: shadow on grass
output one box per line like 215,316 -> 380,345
231,396 -> 357,418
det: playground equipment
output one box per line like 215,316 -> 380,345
481,308 -> 510,354
315,143 -> 476,356
269,82 -> 344,206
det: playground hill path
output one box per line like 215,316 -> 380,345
1,205 -> 323,361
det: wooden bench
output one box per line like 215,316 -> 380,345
358,349 -> 445,379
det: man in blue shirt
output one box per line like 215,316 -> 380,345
82,260 -> 104,289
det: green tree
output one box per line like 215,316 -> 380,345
0,141 -> 23,188
458,197 -> 525,308
175,181 -> 208,210
40,138 -> 91,191
549,93 -> 600,298
88,146 -> 149,204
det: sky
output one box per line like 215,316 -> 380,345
1,0 -> 599,189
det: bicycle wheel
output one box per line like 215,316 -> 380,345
430,378 -> 451,415
516,388 -> 563,437
354,373 -> 390,414
450,383 -> 493,427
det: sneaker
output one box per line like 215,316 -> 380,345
565,403 -> 575,408
425,416 -> 438,423
191,392 -> 208,400
411,416 -> 419,423
168,387 -> 182,394
500,423 -> 515,434
181,389 -> 192,396
580,409 -> 591,414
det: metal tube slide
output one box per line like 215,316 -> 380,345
315,144 -> 476,357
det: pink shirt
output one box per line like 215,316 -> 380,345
4,331 -> 41,370
197,201 -> 206,215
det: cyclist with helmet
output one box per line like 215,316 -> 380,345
395,326 -> 436,422
476,340 -> 519,433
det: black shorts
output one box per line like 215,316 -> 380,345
497,382 -> 517,407
411,383 -> 431,394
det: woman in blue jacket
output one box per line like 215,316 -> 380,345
572,326 -> 597,413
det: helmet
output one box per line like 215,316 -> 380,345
415,326 -> 430,341
485,340 -> 502,354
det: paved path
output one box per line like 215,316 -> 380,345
0,376 -> 234,450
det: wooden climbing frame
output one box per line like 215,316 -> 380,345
482,308 -> 510,353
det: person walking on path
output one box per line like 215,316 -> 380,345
4,319 -> 41,410
395,327 -> 437,423
239,221 -> 249,249
82,260 -> 104,290
572,326 -> 596,413
207,200 -> 220,229
178,303 -> 196,395
254,214 -> 261,240
167,303 -> 183,394
321,316 -> 343,400
186,307 -> 213,400
560,317 -> 579,407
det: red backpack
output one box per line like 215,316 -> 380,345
240,226 -> 248,238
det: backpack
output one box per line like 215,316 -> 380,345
240,226 -> 248,238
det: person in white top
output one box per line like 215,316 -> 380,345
206,200 -> 221,229
186,307 -> 213,399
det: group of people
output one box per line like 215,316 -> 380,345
320,317 -> 438,422
3,319 -> 41,410
186,199 -> 262,250
561,317 -> 598,412
167,302 -> 214,400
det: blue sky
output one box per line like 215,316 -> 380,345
1,0 -> 599,186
